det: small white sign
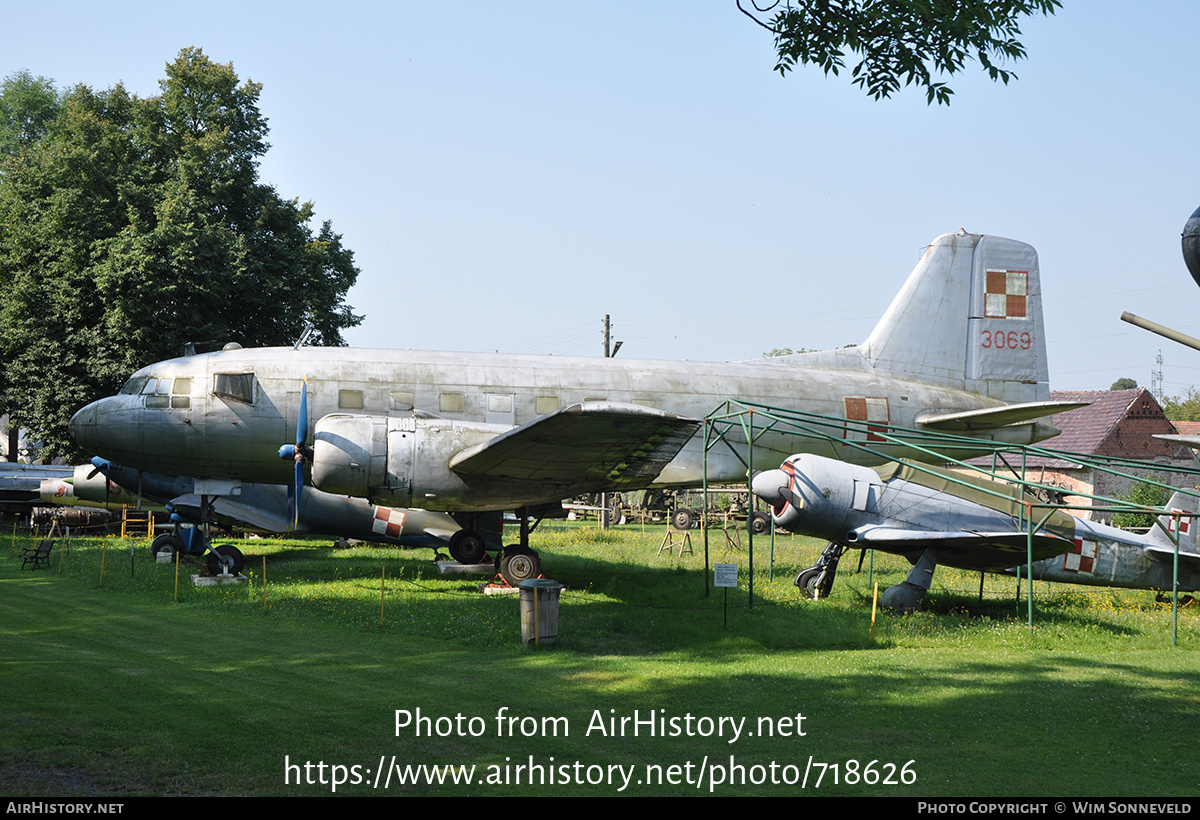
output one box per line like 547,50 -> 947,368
714,563 -> 738,588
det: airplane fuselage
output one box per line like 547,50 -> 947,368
69,232 -> 1063,513
70,346 -> 1039,511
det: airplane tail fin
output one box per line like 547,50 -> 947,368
861,231 -> 1049,406
1148,491 -> 1200,554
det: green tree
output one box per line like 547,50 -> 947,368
1111,478 -> 1170,531
0,48 -> 361,457
1161,388 -> 1200,423
1110,377 -> 1137,390
0,70 -> 60,157
737,0 -> 1062,105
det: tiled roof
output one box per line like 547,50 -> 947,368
1022,388 -> 1185,468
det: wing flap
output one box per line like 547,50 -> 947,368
449,401 -> 700,490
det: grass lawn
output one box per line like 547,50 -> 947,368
2,519 -> 1197,797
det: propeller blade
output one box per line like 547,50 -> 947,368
293,458 -> 303,528
296,378 -> 308,448
87,456 -> 111,480
292,377 -> 308,528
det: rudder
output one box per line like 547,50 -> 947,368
861,231 -> 1049,406
1149,491 -> 1200,554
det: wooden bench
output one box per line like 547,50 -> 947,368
20,540 -> 54,569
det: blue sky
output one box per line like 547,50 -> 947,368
6,2 -> 1200,393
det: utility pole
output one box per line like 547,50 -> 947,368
600,315 -> 622,528
1152,349 -> 1164,402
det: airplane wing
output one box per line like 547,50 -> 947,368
915,401 -> 1088,432
448,401 -> 701,491
850,526 -> 1074,569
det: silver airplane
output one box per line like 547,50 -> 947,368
43,460 -> 500,576
751,453 -> 1200,610
70,231 -> 1078,582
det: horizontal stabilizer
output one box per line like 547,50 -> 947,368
915,401 -> 1087,432
449,402 -> 700,490
1153,434 -> 1200,451
168,494 -> 295,533
1144,544 -> 1200,569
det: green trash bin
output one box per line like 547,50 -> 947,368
518,579 -> 564,645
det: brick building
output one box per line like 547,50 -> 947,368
1006,388 -> 1200,520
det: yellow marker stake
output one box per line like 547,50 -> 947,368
870,581 -> 879,643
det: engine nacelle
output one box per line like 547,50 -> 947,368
311,414 -> 515,510
751,453 -> 882,541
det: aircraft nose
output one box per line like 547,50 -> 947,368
751,469 -> 790,506
68,401 -> 99,449
69,396 -> 142,460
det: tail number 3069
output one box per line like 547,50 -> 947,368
980,330 -> 1032,350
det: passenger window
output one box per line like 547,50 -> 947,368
535,396 -> 560,416
213,373 -> 255,404
440,393 -> 464,414
339,389 -> 364,410
391,391 -> 415,410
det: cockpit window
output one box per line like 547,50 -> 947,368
140,379 -> 158,395
213,373 -> 255,404
120,377 -> 149,395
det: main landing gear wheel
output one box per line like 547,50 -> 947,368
206,544 -> 245,576
495,545 -> 541,587
150,533 -> 184,561
796,568 -> 826,600
672,508 -> 695,531
448,529 -> 488,565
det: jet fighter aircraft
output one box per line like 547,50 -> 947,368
70,232 -> 1077,581
751,453 -> 1200,610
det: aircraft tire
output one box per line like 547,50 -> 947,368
448,530 -> 488,565
748,511 -> 770,535
672,508 -> 695,531
796,568 -> 825,600
206,544 -> 245,577
496,545 -> 541,587
150,533 -> 184,561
